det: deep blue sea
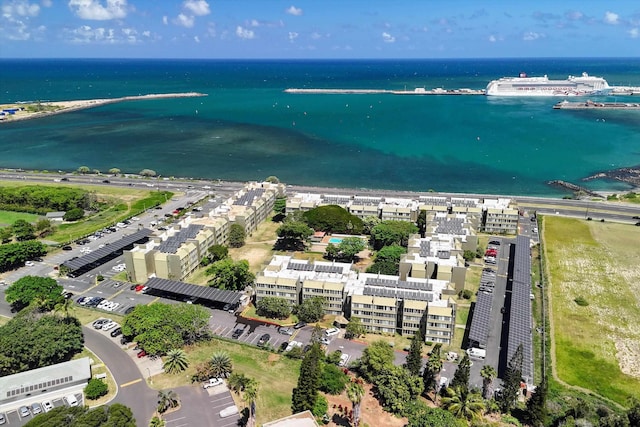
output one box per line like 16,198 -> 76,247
1,58 -> 640,196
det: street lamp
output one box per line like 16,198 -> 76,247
146,367 -> 152,383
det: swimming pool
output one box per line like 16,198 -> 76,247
328,237 -> 343,244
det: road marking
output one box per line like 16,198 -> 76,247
120,378 -> 142,387
147,297 -> 160,305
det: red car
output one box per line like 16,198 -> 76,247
137,350 -> 146,358
135,285 -> 145,292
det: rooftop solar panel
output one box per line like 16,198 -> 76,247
61,229 -> 153,270
145,277 -> 242,304
468,291 -> 494,346
157,224 -> 204,254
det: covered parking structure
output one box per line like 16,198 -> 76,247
144,277 -> 242,308
60,229 -> 153,277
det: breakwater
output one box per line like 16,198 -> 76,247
553,100 -> 640,110
284,87 -> 484,95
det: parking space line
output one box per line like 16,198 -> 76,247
147,297 -> 160,305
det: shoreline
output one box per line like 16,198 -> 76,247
0,92 -> 207,124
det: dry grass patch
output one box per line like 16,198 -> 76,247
543,216 -> 640,405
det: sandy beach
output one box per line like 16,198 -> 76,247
0,92 -> 207,123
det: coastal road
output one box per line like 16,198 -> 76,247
83,326 -> 157,424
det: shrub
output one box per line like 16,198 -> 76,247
320,364 -> 349,394
459,289 -> 473,300
85,378 -> 108,400
63,208 -> 85,221
574,296 -> 589,306
312,394 -> 329,417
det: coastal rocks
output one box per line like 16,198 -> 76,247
546,180 -> 603,198
582,166 -> 640,188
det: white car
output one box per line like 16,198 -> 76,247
325,327 -> 340,337
439,377 -> 449,390
102,321 -> 118,331
25,261 -> 35,267
338,353 -> 350,367
203,378 -> 223,389
42,400 -> 54,412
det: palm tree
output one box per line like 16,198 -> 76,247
163,349 -> 189,374
480,365 -> 497,400
149,416 -> 165,427
227,372 -> 250,394
54,297 -> 74,318
441,386 -> 485,422
109,167 -> 121,175
157,390 -> 179,414
210,351 -> 233,378
243,378 -> 259,427
346,379 -> 365,427
77,166 -> 90,174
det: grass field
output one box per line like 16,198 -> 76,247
151,338 -> 301,424
0,210 -> 40,226
543,216 -> 640,405
73,347 -> 117,406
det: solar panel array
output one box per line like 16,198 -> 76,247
468,290 -> 494,346
233,188 -> 265,206
365,277 -> 433,292
433,217 -> 465,234
436,250 -> 451,259
352,196 -> 382,206
419,240 -> 431,257
507,235 -> 533,381
323,195 -> 351,205
145,277 -> 241,304
451,198 -> 478,207
418,196 -> 447,205
363,286 -> 433,302
315,264 -> 343,274
157,224 -> 204,254
286,261 -> 314,271
62,229 -> 153,270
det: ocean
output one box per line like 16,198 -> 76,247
1,57 -> 640,196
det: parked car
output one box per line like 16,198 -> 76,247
203,378 -> 223,389
110,327 -> 122,337
102,321 -> 118,331
231,328 -> 244,339
42,401 -> 54,412
338,353 -> 351,367
31,403 -> 42,415
294,321 -> 307,329
320,337 -> 331,345
137,350 -> 147,358
19,406 -> 30,417
92,318 -> 111,329
257,333 -> 270,347
62,245 -> 73,250
66,394 -> 79,407
0,412 -> 6,424
25,261 -> 35,267
325,327 -> 340,336
278,327 -> 293,336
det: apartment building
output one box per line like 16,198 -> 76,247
481,198 -> 519,234
301,279 -> 345,315
224,182 -> 282,235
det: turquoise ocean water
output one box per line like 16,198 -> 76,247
1,58 -> 640,196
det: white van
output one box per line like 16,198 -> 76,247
466,348 -> 486,359
219,405 -> 239,418
66,394 -> 79,407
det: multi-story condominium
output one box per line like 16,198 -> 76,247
350,294 -> 398,334
223,182 -> 283,236
301,279 -> 345,315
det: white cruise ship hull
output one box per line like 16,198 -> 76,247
486,72 -> 610,97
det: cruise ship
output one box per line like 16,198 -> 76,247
485,72 -> 610,97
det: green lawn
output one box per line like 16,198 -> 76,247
151,338 -> 301,424
543,216 -> 640,405
0,210 -> 40,226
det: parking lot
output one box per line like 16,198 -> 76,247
0,393 -> 84,427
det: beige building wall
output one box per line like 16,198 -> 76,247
350,294 -> 397,334
400,299 -> 428,336
301,280 -> 344,315
255,275 -> 299,306
424,302 -> 456,344
484,208 -> 519,234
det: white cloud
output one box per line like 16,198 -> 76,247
523,31 -> 544,41
183,0 -> 209,17
66,25 -> 115,43
604,11 -> 619,25
250,19 -> 260,27
310,31 -> 321,40
174,13 -> 194,28
142,30 -> 150,37
194,35 -> 200,42
236,25 -> 254,39
162,15 -> 168,25
629,28 -> 639,38
382,32 -> 395,43
41,0 -> 52,6
565,10 -> 583,21
286,5 -> 302,16
68,0 -> 128,21
488,34 -> 496,42
288,31 -> 298,42
2,0 -> 41,17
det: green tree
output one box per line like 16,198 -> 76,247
627,398 -> 640,427
228,372 -> 251,394
359,340 -> 394,381
292,343 -> 323,413
463,250 -> 476,262
441,387 -> 485,422
404,401 -> 464,427
35,219 -> 54,237
139,169 -> 157,177
526,378 -> 548,427
109,168 -> 121,175
345,316 -> 366,339
157,390 -> 179,414
5,275 -> 63,310
296,296 -> 325,323
54,296 -> 75,318
312,394 -> 328,418
347,379 -> 365,427
366,244 -> 406,275
163,349 -> 189,374
75,407 -> 109,426
310,324 -> 324,344
265,175 -> 280,184
106,403 -> 136,426
210,351 -> 233,378
207,244 -> 228,262
449,354 -> 471,395
77,165 -> 90,174
416,210 -> 427,237
302,205 -> 364,234
276,220 -> 313,250
405,330 -> 424,376
0,240 -> 47,272
273,197 -> 287,221
0,309 -> 83,376
325,243 -> 340,260
256,297 -> 291,319
206,258 -> 254,291
12,219 -> 35,241
423,344 -> 443,398
320,363 -> 349,394
149,416 -> 165,427
64,207 -> 85,221
480,365 -> 497,400
228,223 -> 246,248
243,377 -> 259,425
85,378 -> 109,400
331,237 -> 366,261
375,365 -> 424,414
369,220 -> 418,250
499,344 -> 524,413
361,215 -> 381,235
0,226 -> 12,243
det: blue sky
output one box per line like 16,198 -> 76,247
1,0 -> 639,58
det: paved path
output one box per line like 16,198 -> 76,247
83,326 -> 158,423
